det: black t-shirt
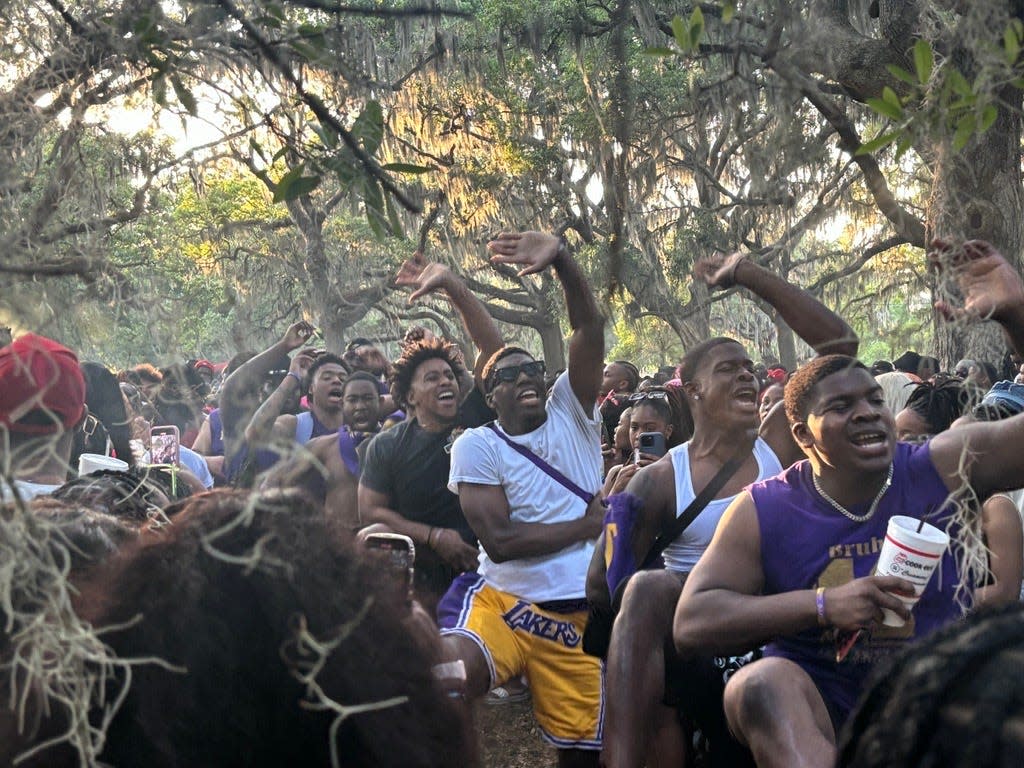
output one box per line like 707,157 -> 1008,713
360,419 -> 475,545
456,386 -> 495,430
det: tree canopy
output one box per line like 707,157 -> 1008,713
3,0 -> 1023,372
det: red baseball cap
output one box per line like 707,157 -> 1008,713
193,359 -> 215,373
0,333 -> 86,434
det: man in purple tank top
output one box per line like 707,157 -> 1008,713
674,238 -> 1024,768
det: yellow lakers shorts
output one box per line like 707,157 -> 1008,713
438,573 -> 604,749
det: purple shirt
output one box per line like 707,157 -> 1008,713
751,441 -> 963,723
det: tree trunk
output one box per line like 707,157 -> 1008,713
927,86 -> 1024,369
536,319 -> 566,372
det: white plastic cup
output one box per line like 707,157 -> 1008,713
874,515 -> 949,627
78,453 -> 129,477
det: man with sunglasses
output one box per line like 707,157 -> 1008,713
439,231 -> 607,766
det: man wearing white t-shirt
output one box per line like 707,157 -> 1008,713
437,231 -> 606,767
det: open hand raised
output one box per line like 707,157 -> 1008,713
929,238 -> 1024,324
487,231 -> 562,276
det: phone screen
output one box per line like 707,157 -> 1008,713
150,427 -> 180,466
364,533 -> 415,600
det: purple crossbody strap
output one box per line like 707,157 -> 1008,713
485,422 -> 594,504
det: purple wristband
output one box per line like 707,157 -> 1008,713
286,371 -> 303,387
815,587 -> 827,627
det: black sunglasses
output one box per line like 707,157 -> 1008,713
627,390 -> 669,403
490,360 -> 546,386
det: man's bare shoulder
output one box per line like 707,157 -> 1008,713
624,455 -> 676,519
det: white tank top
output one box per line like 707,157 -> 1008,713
661,436 -> 782,574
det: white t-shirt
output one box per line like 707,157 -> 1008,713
662,437 -> 782,574
448,371 -> 602,602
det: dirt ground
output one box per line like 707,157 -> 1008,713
475,696 -> 558,768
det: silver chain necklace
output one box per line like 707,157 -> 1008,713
812,463 -> 893,523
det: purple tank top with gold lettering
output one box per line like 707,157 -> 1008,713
750,441 -> 963,722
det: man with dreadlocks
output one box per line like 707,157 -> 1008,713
358,250 -> 503,606
674,240 -> 1024,768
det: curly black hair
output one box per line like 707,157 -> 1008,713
389,337 -> 466,409
53,467 -> 189,521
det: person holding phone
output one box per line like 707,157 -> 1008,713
590,250 -> 859,768
601,388 -> 684,498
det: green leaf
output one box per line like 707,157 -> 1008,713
912,39 -> 933,84
722,3 -> 736,23
980,104 -> 998,132
689,6 -> 705,49
894,133 -> 914,161
886,64 -> 919,87
170,76 -> 197,116
385,193 -> 404,237
284,175 -> 321,200
952,115 -> 976,151
381,162 -> 432,174
273,166 -> 320,202
290,41 -> 323,63
362,178 -> 386,239
642,46 -> 676,56
1005,25 -> 1021,65
866,96 -> 903,121
352,100 -> 384,155
671,15 -> 689,51
881,86 -> 902,109
948,68 -> 972,97
249,138 -> 267,163
855,130 -> 900,155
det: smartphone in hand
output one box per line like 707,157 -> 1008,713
150,425 -> 181,467
635,431 -> 667,463
364,532 -> 416,603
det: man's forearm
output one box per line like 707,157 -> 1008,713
481,516 -> 596,563
553,245 -> 602,333
674,588 -> 819,657
733,259 -> 857,356
244,376 -> 300,445
444,279 -> 504,370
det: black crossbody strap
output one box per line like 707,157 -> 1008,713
485,421 -> 595,504
639,449 -> 747,570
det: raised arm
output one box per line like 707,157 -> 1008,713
219,321 -> 315,457
243,349 -> 312,448
395,252 -> 504,382
488,231 -> 605,408
696,252 -> 858,357
926,238 -> 1024,496
928,238 -> 1024,358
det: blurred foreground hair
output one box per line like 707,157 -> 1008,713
15,489 -> 471,768
837,602 -> 1024,768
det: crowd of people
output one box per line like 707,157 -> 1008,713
2,234 -> 1024,767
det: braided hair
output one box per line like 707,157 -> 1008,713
901,376 -> 969,435
838,602 -> 1024,768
